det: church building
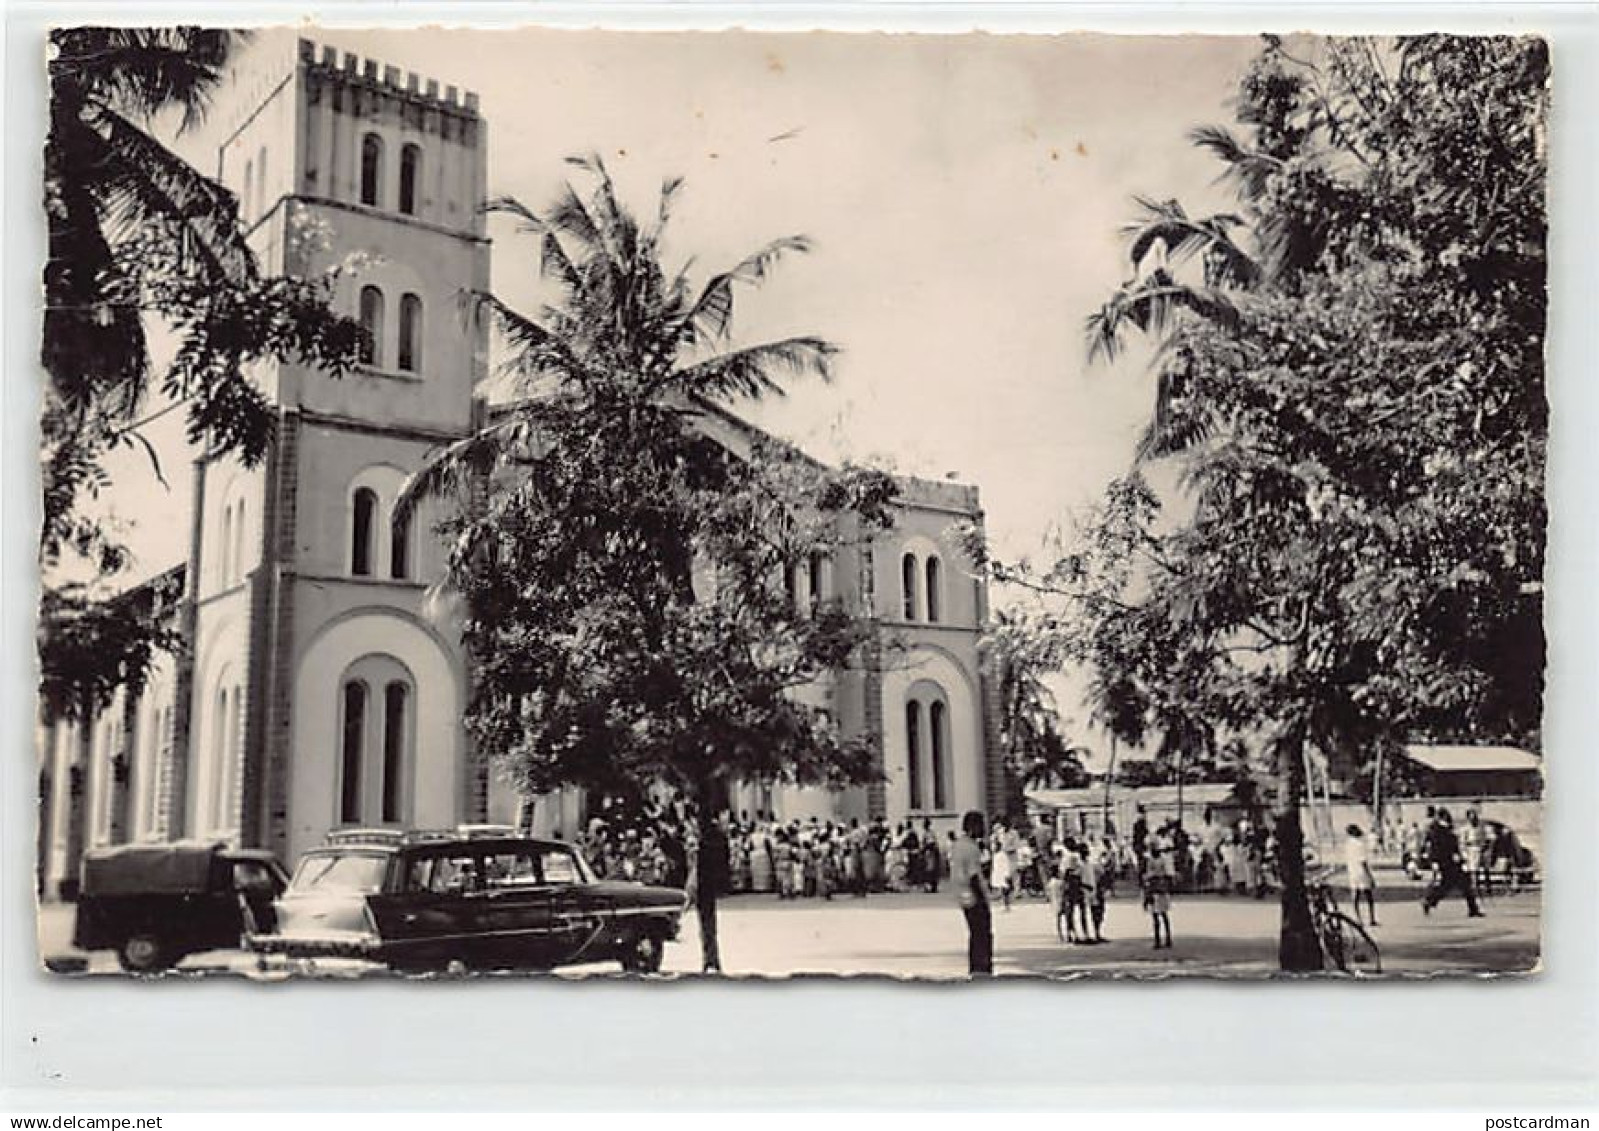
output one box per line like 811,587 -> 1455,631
37,35 -> 1003,898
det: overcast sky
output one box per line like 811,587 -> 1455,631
93,27 -> 1266,756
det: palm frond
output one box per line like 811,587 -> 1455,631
81,101 -> 256,286
670,337 -> 838,402
1085,273 -> 1242,364
678,235 -> 815,347
481,194 -> 545,234
1122,197 -> 1261,288
1188,124 -> 1283,202
396,404 -> 559,518
52,28 -> 238,133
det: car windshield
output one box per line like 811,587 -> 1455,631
290,851 -> 388,895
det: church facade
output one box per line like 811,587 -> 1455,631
36,36 -> 1003,899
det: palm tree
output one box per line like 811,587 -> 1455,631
402,156 -> 845,973
406,153 -> 836,508
43,29 -> 256,556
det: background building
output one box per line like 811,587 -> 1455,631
36,35 -> 1001,897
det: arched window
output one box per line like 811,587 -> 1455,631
925,556 -> 943,623
905,700 -> 923,811
233,499 -> 247,584
399,144 -> 421,215
351,488 -> 377,576
901,553 -> 919,621
219,504 -> 234,587
340,681 -> 367,824
390,506 -> 411,581
242,159 -> 254,223
930,700 -> 948,810
358,286 -> 385,367
398,293 -> 423,373
381,682 -> 408,823
360,133 -> 383,207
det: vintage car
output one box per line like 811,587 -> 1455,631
247,826 -> 687,975
72,841 -> 288,973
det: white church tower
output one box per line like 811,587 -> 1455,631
184,35 -> 496,863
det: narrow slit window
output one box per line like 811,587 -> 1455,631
925,556 -> 942,623
901,553 -> 919,621
360,133 -> 383,207
358,286 -> 385,367
399,144 -> 421,215
381,682 -> 408,823
398,293 -> 422,373
351,488 -> 377,577
930,700 -> 947,810
340,682 -> 366,824
906,700 -> 923,811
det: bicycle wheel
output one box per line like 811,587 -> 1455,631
1328,913 -> 1382,976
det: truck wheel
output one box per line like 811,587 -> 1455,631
620,933 -> 664,974
117,933 -> 168,974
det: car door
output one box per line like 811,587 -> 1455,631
367,848 -> 481,969
540,846 -> 608,967
471,847 -> 558,969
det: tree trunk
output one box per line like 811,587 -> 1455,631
694,802 -> 724,973
1276,730 -> 1322,972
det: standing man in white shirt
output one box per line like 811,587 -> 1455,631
950,811 -> 994,975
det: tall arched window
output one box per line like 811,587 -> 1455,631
340,681 -> 367,824
219,504 -> 235,587
925,556 -> 943,623
242,160 -> 254,223
381,682 -> 409,823
930,700 -> 948,810
351,488 -> 377,576
358,286 -> 385,367
901,553 -> 919,621
390,507 -> 411,581
360,133 -> 383,207
398,293 -> 423,373
905,700 -> 923,811
399,144 -> 421,215
256,146 -> 268,217
233,500 -> 247,584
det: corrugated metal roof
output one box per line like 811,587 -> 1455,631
1403,745 -> 1542,773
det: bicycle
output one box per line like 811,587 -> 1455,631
1307,869 -> 1382,976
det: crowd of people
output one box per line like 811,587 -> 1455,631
720,814 -> 949,899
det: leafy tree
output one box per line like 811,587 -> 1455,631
991,35 -> 1547,971
40,27 -> 361,723
402,157 -> 897,972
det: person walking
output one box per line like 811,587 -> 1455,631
1422,810 -> 1484,918
951,811 -> 994,975
1344,824 -> 1379,927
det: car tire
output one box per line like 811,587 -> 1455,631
116,933 -> 168,974
620,933 -> 664,975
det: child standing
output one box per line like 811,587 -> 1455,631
1143,832 -> 1175,950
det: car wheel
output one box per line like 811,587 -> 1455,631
620,933 -> 664,975
117,933 -> 168,974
